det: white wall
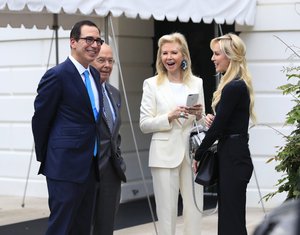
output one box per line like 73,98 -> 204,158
237,0 -> 300,208
108,17 -> 155,202
0,26 -> 70,197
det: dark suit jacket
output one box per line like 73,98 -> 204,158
92,82 -> 122,235
98,82 -> 122,173
32,58 -> 102,183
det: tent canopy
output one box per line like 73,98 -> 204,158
0,0 -> 256,29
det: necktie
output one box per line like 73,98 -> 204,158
83,70 -> 98,156
102,86 -> 114,132
83,70 -> 98,120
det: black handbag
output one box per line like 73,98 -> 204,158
194,144 -> 218,186
189,123 -> 218,187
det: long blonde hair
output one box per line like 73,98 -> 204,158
156,32 -> 193,85
211,33 -> 256,123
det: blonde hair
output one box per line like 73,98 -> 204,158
211,33 -> 256,123
156,32 -> 193,84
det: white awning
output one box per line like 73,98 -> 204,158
0,0 -> 256,29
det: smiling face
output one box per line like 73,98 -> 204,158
70,25 -> 101,68
91,43 -> 114,83
211,41 -> 230,73
160,42 -> 183,74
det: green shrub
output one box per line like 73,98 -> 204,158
264,42 -> 300,200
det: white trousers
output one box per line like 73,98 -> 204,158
151,158 -> 203,235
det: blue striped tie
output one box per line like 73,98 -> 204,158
102,86 -> 114,132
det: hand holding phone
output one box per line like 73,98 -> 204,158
186,94 -> 199,107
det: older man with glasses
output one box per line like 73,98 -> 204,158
90,43 -> 126,235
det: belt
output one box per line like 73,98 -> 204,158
221,133 -> 249,140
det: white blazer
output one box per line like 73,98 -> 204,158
139,75 -> 205,168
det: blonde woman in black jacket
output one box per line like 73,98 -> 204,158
195,33 -> 256,235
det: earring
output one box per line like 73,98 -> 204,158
181,59 -> 187,71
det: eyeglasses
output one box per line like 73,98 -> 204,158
79,37 -> 104,46
96,57 -> 115,65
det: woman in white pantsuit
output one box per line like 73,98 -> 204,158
140,32 -> 205,235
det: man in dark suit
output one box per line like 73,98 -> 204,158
32,20 -> 103,235
91,43 -> 124,235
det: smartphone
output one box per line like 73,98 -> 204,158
186,94 -> 199,107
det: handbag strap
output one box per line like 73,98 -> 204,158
190,157 -> 218,215
193,119 -> 201,135
190,119 -> 218,215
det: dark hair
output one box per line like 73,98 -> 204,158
70,20 -> 100,41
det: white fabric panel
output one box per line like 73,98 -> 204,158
0,0 -> 256,29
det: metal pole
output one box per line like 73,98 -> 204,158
104,14 -> 109,44
109,17 -> 158,235
53,14 -> 59,65
214,23 -> 221,87
21,143 -> 35,207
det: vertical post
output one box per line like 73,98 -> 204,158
104,14 -> 110,44
53,14 -> 59,65
214,23 -> 222,87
